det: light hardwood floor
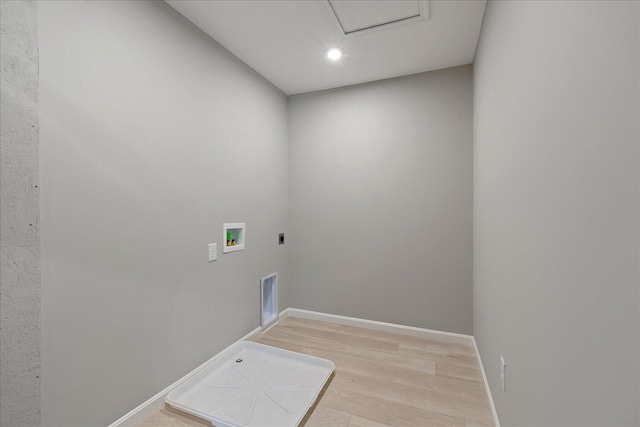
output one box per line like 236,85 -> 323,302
138,317 -> 493,427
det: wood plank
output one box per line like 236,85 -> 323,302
349,415 -> 394,427
436,362 -> 484,383
465,421 -> 493,427
137,411 -> 190,427
264,325 -> 487,392
302,347 -> 435,386
263,327 -> 434,374
271,323 -> 399,354
161,405 -> 209,426
256,336 -> 305,353
258,334 -> 487,400
301,347 -> 486,403
259,335 -> 433,388
320,386 -> 466,427
330,371 -> 493,425
280,316 -> 341,331
397,343 -> 480,369
300,405 -> 351,427
334,323 -> 475,356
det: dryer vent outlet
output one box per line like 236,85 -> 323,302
261,272 -> 278,330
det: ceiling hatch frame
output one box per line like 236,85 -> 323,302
324,0 -> 430,38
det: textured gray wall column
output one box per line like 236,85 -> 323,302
0,1 -> 41,426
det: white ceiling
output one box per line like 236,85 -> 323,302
165,0 -> 486,95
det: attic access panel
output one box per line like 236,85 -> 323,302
327,0 -> 429,36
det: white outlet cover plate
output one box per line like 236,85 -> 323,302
500,356 -> 506,391
208,243 -> 217,262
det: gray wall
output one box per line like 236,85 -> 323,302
0,1 -> 41,426
288,67 -> 473,335
474,1 -> 639,426
39,1 -> 288,426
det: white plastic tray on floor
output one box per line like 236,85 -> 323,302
166,341 -> 335,427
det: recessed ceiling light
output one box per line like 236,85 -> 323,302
327,48 -> 342,61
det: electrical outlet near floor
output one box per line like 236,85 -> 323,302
500,356 -> 506,391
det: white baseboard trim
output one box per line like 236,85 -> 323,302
107,325 -> 262,427
281,307 -> 473,345
472,337 -> 501,427
109,308 -> 500,427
